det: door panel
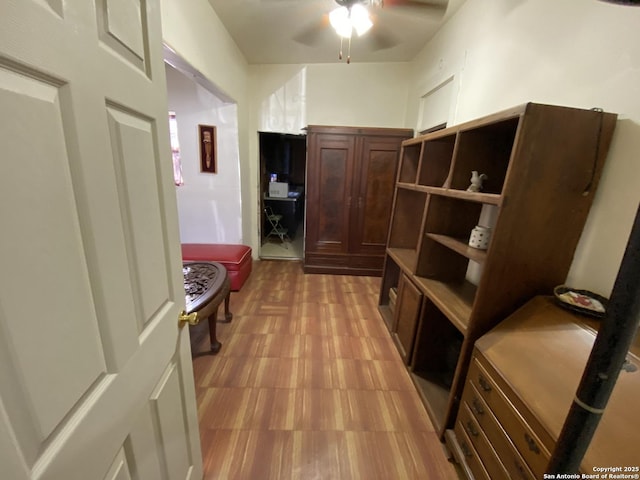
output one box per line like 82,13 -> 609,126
106,107 -> 171,329
0,0 -> 202,479
151,363 -> 195,479
318,151 -> 348,242
393,274 -> 423,364
351,136 -> 403,255
103,449 -> 134,480
96,0 -> 150,74
123,403 -> 163,479
305,134 -> 355,254
0,65 -> 107,453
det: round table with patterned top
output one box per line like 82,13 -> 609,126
183,261 -> 232,354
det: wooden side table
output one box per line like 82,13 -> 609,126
183,261 -> 232,354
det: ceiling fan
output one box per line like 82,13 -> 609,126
293,0 -> 449,63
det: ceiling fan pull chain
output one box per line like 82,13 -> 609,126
339,36 -> 343,60
347,36 -> 351,64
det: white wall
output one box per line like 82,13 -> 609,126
161,0 -> 254,247
407,0 -> 640,297
248,62 -> 411,131
165,65 -> 242,243
305,63 -> 411,127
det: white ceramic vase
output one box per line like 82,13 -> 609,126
469,225 -> 491,250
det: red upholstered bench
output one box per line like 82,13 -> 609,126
181,244 -> 252,291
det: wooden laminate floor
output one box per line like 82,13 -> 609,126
190,260 -> 461,479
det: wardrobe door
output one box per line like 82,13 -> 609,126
304,131 -> 356,271
350,135 -> 404,269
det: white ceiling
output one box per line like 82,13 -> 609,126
206,0 -> 466,64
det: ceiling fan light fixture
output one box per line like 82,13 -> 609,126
329,3 -> 373,39
329,6 -> 353,38
350,4 -> 373,36
329,1 -> 375,64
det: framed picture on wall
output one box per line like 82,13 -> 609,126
199,124 -> 217,173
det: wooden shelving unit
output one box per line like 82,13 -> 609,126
378,102 -> 618,438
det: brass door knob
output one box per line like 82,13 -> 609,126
178,311 -> 199,327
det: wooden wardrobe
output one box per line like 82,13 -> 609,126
304,125 -> 413,276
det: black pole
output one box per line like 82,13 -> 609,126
546,202 -> 640,475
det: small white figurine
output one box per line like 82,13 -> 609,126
467,171 -> 488,192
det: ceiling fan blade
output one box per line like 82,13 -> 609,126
381,0 -> 448,14
293,14 -> 331,47
369,25 -> 400,51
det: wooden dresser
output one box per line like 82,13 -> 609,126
447,296 -> 640,479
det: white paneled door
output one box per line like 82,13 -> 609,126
0,1 -> 202,479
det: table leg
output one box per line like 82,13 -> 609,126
208,307 -> 222,354
221,292 -> 233,323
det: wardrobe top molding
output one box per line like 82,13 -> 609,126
305,125 -> 414,137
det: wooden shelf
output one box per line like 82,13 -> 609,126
396,184 -> 502,206
425,187 -> 502,206
396,182 -> 424,191
387,247 -> 417,273
426,233 -> 487,264
414,277 -> 476,334
410,371 -> 451,433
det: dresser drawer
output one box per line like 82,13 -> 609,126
461,383 -> 536,480
457,402 -> 510,480
468,356 -> 550,478
455,421 -> 491,480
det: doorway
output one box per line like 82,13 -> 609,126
259,131 -> 307,260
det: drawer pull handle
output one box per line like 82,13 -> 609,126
525,432 -> 541,454
471,397 -> 485,415
465,421 -> 479,437
460,441 -> 473,458
478,375 -> 492,392
514,460 -> 528,479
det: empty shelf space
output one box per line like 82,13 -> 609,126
388,188 -> 427,251
410,372 -> 451,433
426,233 -> 487,264
417,134 -> 456,187
398,142 -> 422,184
414,277 -> 476,333
410,300 -> 465,433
